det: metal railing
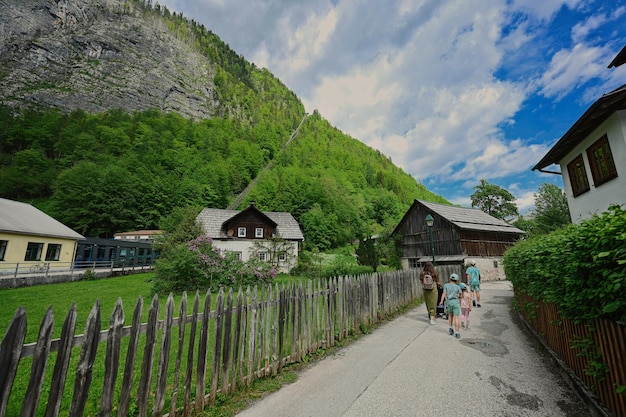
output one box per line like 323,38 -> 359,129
0,260 -> 154,279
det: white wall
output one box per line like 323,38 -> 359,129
560,111 -> 626,223
466,257 -> 506,282
212,239 -> 299,273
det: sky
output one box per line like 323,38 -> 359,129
159,0 -> 626,213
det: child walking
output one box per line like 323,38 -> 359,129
459,283 -> 472,329
439,273 -> 462,339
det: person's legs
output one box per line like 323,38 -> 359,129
466,311 -> 471,329
448,303 -> 461,337
471,284 -> 481,306
425,289 -> 437,323
453,314 -> 461,339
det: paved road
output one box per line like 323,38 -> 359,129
236,280 -> 591,417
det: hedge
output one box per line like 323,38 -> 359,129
503,204 -> 626,323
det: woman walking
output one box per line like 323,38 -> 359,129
420,262 -> 440,325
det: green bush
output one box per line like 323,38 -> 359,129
150,234 -> 277,294
504,205 -> 626,322
291,251 -> 373,279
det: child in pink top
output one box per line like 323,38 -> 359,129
459,283 -> 473,329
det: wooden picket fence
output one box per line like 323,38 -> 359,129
0,269 -> 422,417
515,291 -> 626,417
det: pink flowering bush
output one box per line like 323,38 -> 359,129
151,234 -> 277,294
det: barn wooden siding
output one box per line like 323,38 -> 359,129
398,220 -> 519,259
0,270 -> 422,417
459,230 -> 519,258
516,291 -> 626,417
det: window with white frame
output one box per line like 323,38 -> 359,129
238,227 -> 247,237
255,227 -> 264,238
258,252 -> 267,261
278,253 -> 286,262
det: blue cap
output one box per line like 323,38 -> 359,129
450,273 -> 459,281
460,283 -> 466,290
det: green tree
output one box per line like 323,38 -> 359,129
512,183 -> 571,237
355,236 -> 380,272
470,179 -> 519,220
533,183 -> 571,233
155,205 -> 203,258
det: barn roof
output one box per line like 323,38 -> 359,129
196,207 -> 304,241
0,198 -> 85,240
393,200 -> 525,235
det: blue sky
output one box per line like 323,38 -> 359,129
159,0 -> 626,212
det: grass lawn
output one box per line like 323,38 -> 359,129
0,272 -> 314,416
0,272 -> 310,343
0,273 -> 156,343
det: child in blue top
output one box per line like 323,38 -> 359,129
440,273 -> 462,339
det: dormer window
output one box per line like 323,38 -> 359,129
238,227 -> 246,237
255,227 -> 264,238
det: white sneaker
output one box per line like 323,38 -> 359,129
429,319 -> 436,325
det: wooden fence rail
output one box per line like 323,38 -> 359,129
0,269 -> 422,417
515,291 -> 626,417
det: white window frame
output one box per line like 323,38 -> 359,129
258,252 -> 267,261
238,227 -> 247,237
255,227 -> 264,238
278,253 -> 286,262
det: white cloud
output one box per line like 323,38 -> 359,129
157,0 -> 621,206
513,190 -> 536,213
539,44 -> 607,99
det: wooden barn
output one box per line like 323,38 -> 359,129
391,200 -> 525,282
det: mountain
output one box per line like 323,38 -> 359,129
0,0 -> 448,250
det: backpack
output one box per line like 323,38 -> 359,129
422,273 -> 434,290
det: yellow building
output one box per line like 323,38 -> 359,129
0,198 -> 84,269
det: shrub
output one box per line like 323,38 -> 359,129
504,205 -> 626,322
151,234 -> 277,294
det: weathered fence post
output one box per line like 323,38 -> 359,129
117,297 -> 143,417
98,299 -> 124,417
0,307 -> 27,417
21,306 -> 54,417
69,300 -> 101,417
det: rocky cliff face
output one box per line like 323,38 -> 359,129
0,0 -> 220,118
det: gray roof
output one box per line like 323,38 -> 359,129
0,198 -> 85,240
419,200 -> 525,234
196,208 -> 304,240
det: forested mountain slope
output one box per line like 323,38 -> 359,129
0,0 -> 448,250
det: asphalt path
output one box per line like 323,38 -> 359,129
236,280 -> 591,417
